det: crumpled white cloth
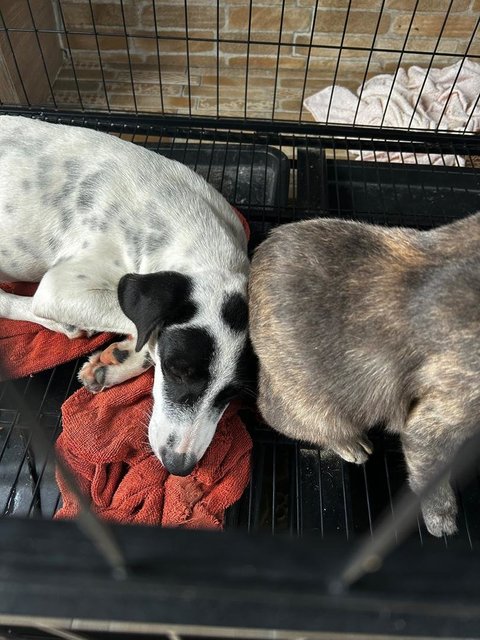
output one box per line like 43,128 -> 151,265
304,59 -> 480,166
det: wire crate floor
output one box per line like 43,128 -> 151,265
1,119 -> 480,552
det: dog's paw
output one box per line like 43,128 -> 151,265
78,338 -> 142,393
78,352 -> 108,393
331,436 -> 373,465
423,508 -> 458,537
422,496 -> 458,537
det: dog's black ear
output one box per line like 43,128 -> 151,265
118,272 -> 197,351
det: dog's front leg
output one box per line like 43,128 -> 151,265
78,336 -> 153,392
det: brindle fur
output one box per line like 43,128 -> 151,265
249,212 -> 480,537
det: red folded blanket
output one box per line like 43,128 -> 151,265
0,282 -> 112,380
56,372 -> 252,527
0,209 -> 253,528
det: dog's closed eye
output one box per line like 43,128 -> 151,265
163,360 -> 202,383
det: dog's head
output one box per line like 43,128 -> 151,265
118,270 -> 254,476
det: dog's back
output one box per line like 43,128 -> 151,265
249,212 -> 480,535
249,214 -> 480,444
0,115 -> 248,282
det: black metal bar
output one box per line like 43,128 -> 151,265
270,0 -> 286,121
25,0 -> 57,107
183,0 -> 192,117
298,0 -> 320,122
119,0 -> 137,113
378,0 -> 420,128
353,0 -> 387,127
0,20 -> 479,62
216,0 -> 220,119
151,0 -> 165,114
243,0 -> 254,120
325,0 -> 353,124
87,0 -> 110,111
3,107 -> 480,150
406,0 -> 454,130
56,0 -> 85,111
0,8 -> 30,105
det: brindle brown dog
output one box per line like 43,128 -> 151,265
249,212 -> 480,537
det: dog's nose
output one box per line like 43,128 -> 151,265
159,449 -> 197,476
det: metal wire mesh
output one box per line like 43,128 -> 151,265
1,121 -> 480,551
0,0 -> 479,130
1,1 -> 480,636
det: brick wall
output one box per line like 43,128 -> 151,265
3,0 -> 479,120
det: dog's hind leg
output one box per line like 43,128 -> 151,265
0,289 -> 87,338
400,394 -> 464,537
258,364 -> 372,463
78,335 -> 153,392
31,259 -> 135,336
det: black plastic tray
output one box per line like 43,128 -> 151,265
148,142 -> 290,209
296,146 -> 480,229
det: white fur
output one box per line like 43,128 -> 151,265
0,115 -> 249,470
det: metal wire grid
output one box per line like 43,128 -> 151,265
0,122 -> 479,553
0,0 -> 480,129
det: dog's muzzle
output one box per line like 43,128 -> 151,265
160,448 -> 197,476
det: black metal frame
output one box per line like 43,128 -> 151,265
2,0 -> 480,637
2,518 -> 480,639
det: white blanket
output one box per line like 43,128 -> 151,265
304,59 -> 480,166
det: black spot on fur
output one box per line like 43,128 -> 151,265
125,230 -> 142,257
78,192 -> 95,210
21,179 -> 31,191
113,348 -> 129,363
105,203 -> 120,219
77,171 -> 105,210
37,155 -> 52,189
15,237 -> 41,260
60,207 -> 74,228
77,274 -> 87,280
145,232 -> 166,254
51,182 -> 76,208
48,236 -> 60,253
15,237 -> 30,254
158,326 -> 214,408
142,352 -> 153,369
82,241 -> 89,250
221,292 -> 248,332
64,158 -> 81,175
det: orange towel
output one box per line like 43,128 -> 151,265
0,282 -> 112,380
55,371 -> 252,528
